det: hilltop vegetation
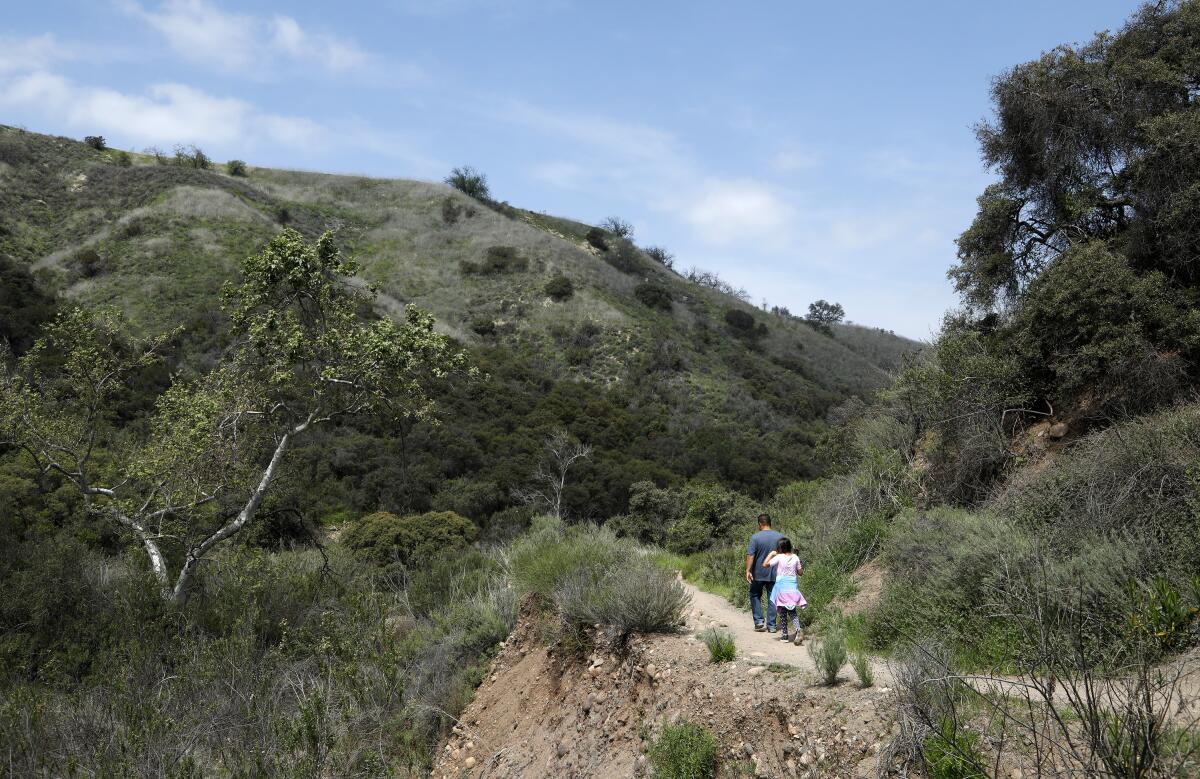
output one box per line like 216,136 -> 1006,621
0,125 -> 914,529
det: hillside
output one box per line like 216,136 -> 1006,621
0,125 -> 918,522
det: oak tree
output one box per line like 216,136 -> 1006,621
0,230 -> 467,601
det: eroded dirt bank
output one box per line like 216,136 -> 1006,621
433,596 -> 898,778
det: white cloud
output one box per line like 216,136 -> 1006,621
0,70 -> 322,148
268,15 -> 369,72
0,34 -> 68,74
124,0 -> 374,75
672,179 -> 796,248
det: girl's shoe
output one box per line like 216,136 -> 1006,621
793,633 -> 804,646
779,633 -> 790,642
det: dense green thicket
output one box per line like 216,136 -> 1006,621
342,510 -> 477,568
0,525 -> 515,775
941,0 -> 1200,445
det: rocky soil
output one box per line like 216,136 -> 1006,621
432,593 -> 900,778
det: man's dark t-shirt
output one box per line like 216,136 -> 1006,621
747,529 -> 784,582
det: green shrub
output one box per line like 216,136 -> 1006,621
441,196 -> 462,225
509,521 -> 627,601
698,628 -> 735,663
605,241 -> 642,273
607,481 -> 685,546
558,559 -> 689,636
511,522 -> 687,634
470,317 -> 497,337
0,536 -> 514,776
808,616 -> 848,685
923,717 -> 988,779
444,166 -> 490,200
430,477 -> 503,523
585,227 -> 608,251
482,505 -> 534,543
340,510 -> 477,568
723,308 -> 767,339
173,144 -> 211,169
71,248 -> 106,278
869,508 -> 1029,663
635,283 -> 672,311
645,246 -> 674,268
675,546 -> 748,605
1128,576 -> 1200,656
665,483 -> 761,555
83,135 -> 106,150
850,650 -> 874,687
544,274 -> 575,301
479,246 -> 527,274
226,159 -> 247,176
647,720 -> 717,779
112,150 -> 132,167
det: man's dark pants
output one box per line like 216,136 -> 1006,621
749,579 -> 776,630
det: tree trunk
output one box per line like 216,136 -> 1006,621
169,428 -> 297,602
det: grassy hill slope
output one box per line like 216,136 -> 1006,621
0,125 -> 920,521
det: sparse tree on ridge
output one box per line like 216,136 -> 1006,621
645,246 -> 674,269
513,429 -> 592,520
601,216 -> 635,239
805,299 -> 845,334
445,165 -> 491,200
0,230 -> 467,602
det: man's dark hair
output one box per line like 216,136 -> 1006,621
757,513 -> 771,527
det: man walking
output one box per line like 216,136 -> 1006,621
745,513 -> 783,632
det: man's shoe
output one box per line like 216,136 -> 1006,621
766,627 -> 777,633
754,623 -> 766,632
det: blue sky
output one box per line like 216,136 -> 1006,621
2,0 -> 1143,338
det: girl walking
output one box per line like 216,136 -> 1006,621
762,538 -> 807,645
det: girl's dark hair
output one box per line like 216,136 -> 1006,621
777,537 -> 793,554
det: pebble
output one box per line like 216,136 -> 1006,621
742,742 -> 755,756
747,667 -> 765,676
464,756 -> 476,769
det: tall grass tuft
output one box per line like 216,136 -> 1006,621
557,561 -> 690,637
850,650 -> 874,687
808,616 -> 848,685
647,719 -> 717,779
698,627 -> 736,663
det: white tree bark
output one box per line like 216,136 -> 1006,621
517,430 -> 591,520
170,420 -> 305,602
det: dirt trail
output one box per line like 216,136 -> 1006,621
682,580 -> 894,686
